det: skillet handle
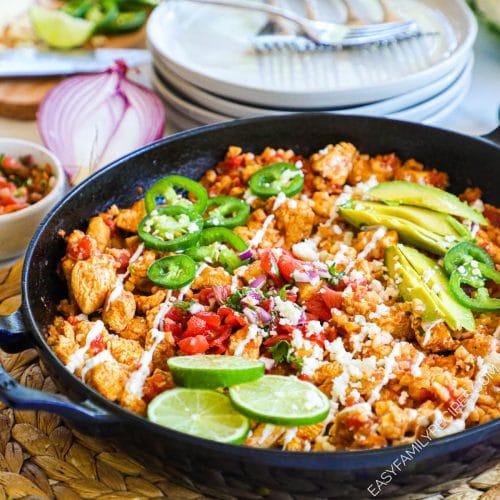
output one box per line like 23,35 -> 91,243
0,365 -> 123,429
481,126 -> 500,146
0,309 -> 32,353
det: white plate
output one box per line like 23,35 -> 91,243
152,53 -> 473,127
152,47 -> 472,118
147,0 -> 477,108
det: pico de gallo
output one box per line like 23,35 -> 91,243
0,153 -> 55,215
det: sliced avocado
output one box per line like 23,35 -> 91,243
358,201 -> 471,239
386,244 -> 475,331
340,205 -> 454,255
367,181 -> 487,225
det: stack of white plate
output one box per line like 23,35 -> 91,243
147,0 -> 477,130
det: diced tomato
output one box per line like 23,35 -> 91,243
343,414 -> 368,431
307,332 -> 326,348
298,374 -> 310,381
67,235 -> 93,260
164,318 -> 183,341
90,336 -> 105,355
277,252 -> 305,282
196,311 -> 221,329
143,372 -> 175,403
178,335 -> 210,355
263,333 -> 291,347
183,315 -> 207,337
208,325 -> 232,354
197,288 -> 215,305
112,249 -> 131,271
261,250 -> 283,287
218,307 -> 247,328
166,306 -> 186,323
1,155 -> 21,170
305,287 -> 343,321
102,216 -> 117,235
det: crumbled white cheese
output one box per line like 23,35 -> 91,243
292,239 -> 319,262
272,191 -> 287,211
306,320 -> 323,336
274,297 -> 303,326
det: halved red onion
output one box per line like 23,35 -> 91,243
38,60 -> 165,184
249,275 -> 266,288
239,248 -> 253,260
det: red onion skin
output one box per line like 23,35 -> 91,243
38,60 -> 165,183
249,275 -> 266,288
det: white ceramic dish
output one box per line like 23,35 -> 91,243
147,0 -> 477,108
423,79 -> 471,125
152,47 -> 473,118
152,53 -> 473,127
0,139 -> 66,263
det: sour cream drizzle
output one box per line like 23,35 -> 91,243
81,349 -> 115,382
249,214 -> 274,249
368,342 -> 401,405
66,320 -> 105,374
106,243 -> 144,310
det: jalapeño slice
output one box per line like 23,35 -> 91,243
249,162 -> 304,199
147,255 -> 196,289
138,205 -> 203,251
205,196 -> 250,228
145,175 -> 208,214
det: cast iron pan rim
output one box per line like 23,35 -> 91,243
22,113 -> 500,467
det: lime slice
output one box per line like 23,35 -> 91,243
229,375 -> 330,426
147,388 -> 249,444
167,355 -> 265,389
30,6 -> 95,49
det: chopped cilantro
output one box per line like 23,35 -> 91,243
225,287 -> 267,312
173,301 -> 192,310
328,262 -> 345,285
268,340 -> 303,371
279,283 -> 292,301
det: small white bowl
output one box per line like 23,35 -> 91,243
0,139 -> 66,264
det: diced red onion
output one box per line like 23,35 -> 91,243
249,275 -> 266,288
213,285 -> 231,305
256,307 -> 272,324
243,307 -> 259,324
241,291 -> 262,307
239,248 -> 253,260
38,60 -> 165,184
298,311 -> 306,324
315,264 -> 331,278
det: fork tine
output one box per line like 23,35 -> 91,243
346,20 -> 416,35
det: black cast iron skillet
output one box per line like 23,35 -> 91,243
0,114 -> 499,500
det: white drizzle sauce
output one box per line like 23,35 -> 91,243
368,342 -> 401,405
256,424 -> 275,445
66,320 -> 105,374
249,214 -> 274,249
411,351 -> 425,377
81,349 -> 115,381
282,427 -> 298,450
272,191 -> 287,211
421,319 -> 444,347
106,243 -> 144,310
343,226 -> 387,276
234,324 -> 260,357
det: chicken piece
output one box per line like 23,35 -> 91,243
310,142 -> 358,187
348,153 -> 401,184
71,254 -> 117,314
245,424 -> 285,448
86,216 -> 111,251
150,330 -> 176,371
374,303 -> 412,340
121,316 -> 149,345
312,192 -> 335,218
191,266 -> 231,290
47,317 -> 78,365
416,321 -> 458,353
283,423 -> 324,451
103,290 -> 136,333
227,326 -> 262,359
125,250 -> 157,293
394,159 -> 448,189
374,401 -> 409,441
459,187 -> 482,204
296,282 -> 323,304
86,361 -> 127,402
115,199 -> 146,233
120,391 -> 147,416
239,260 -> 265,284
107,337 -> 143,367
353,229 -> 398,260
135,290 -> 166,315
274,199 -> 315,247
143,370 -> 175,403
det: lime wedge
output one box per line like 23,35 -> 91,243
167,355 -> 265,389
30,6 -> 95,49
148,388 -> 249,444
229,375 -> 330,426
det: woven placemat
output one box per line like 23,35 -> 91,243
0,261 -> 498,500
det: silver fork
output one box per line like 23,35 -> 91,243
183,0 -> 418,47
